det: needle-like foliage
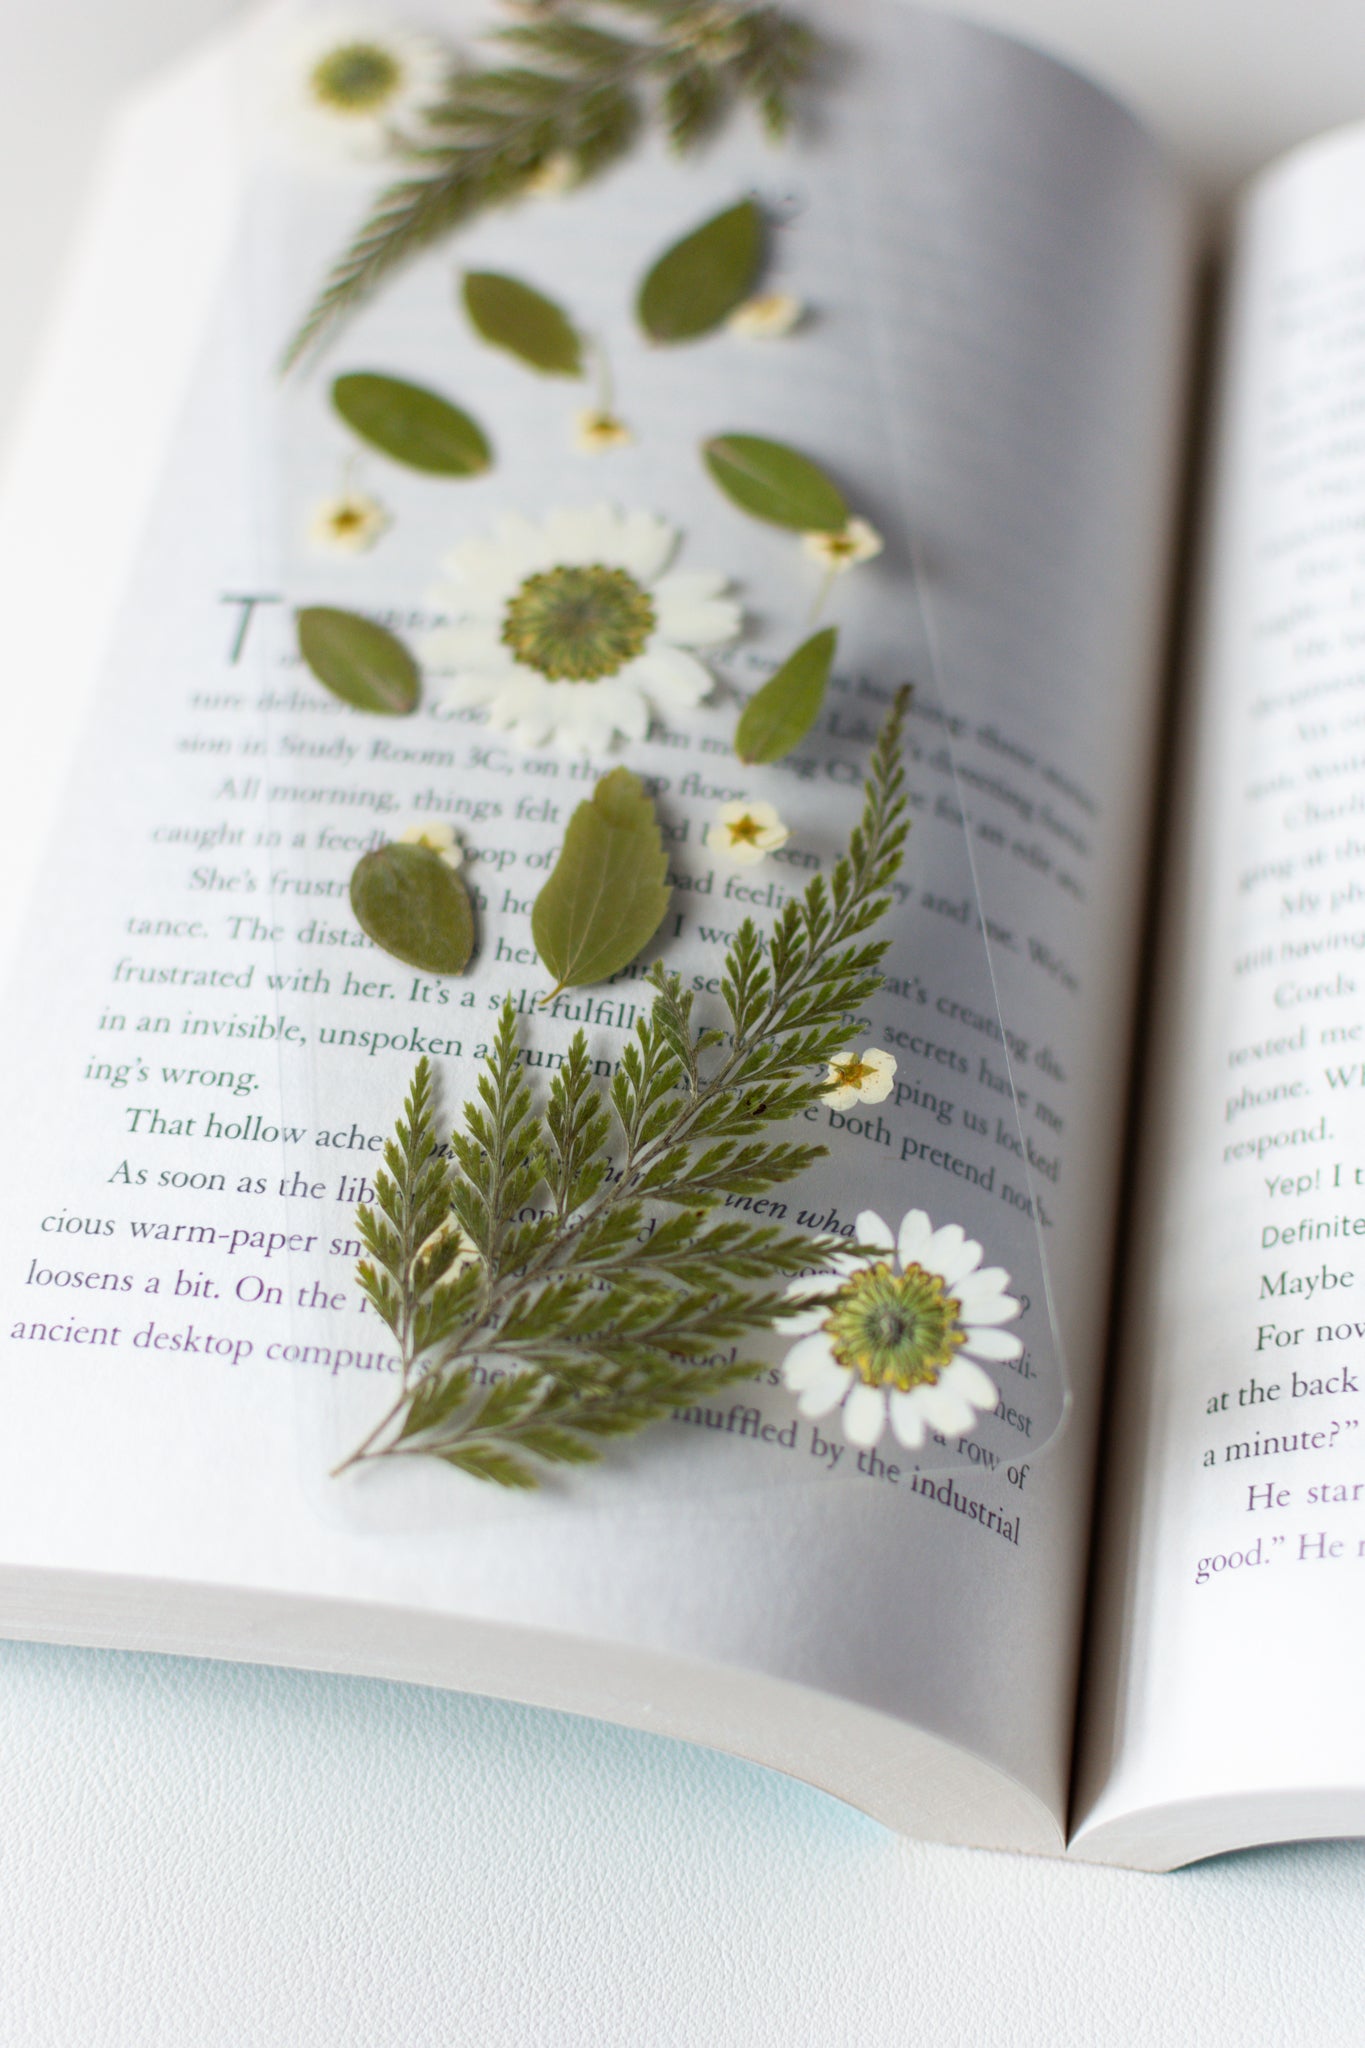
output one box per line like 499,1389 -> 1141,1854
284,1 -> 824,368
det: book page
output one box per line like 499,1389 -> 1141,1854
0,0 -> 1190,1845
1074,123 -> 1365,1869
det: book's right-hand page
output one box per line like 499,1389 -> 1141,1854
1074,124 -> 1365,1872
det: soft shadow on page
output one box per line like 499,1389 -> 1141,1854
0,0 -> 1189,1846
1074,123 -> 1365,1871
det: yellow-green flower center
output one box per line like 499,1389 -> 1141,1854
831,1056 -> 875,1090
310,43 -> 403,115
823,1261 -> 964,1391
726,812 -> 765,846
502,564 -> 656,683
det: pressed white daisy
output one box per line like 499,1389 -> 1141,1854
307,486 -> 390,555
727,291 -> 804,340
273,11 -> 451,164
781,1209 -> 1021,1451
824,1046 -> 897,1109
573,409 -> 634,454
421,505 -> 741,754
397,821 -> 463,869
704,800 -> 789,865
802,517 -> 885,574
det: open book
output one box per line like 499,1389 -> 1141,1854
1,0 -> 1362,1873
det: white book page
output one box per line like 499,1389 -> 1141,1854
1075,124 -> 1365,1869
0,0 -> 1189,1845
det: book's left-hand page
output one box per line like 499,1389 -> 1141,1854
0,0 -> 1190,1851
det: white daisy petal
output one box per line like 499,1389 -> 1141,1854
945,1357 -> 999,1410
889,1389 -> 930,1449
854,1210 -> 894,1255
897,1210 -> 935,1269
843,1382 -> 888,1447
652,589 -> 742,648
919,1387 -> 978,1437
798,1360 -> 854,1419
439,670 -> 511,710
614,508 -> 676,582
956,1295 -> 1019,1327
782,1331 -> 838,1392
925,1224 -> 984,1288
650,570 -> 728,604
628,643 -> 716,709
961,1326 -> 1024,1362
953,1267 -> 1013,1312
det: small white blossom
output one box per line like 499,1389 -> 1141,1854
398,822 -> 463,869
781,1209 -> 1022,1452
573,409 -> 634,454
705,800 -> 790,866
727,291 -> 804,340
523,151 -> 579,199
802,517 -> 884,574
271,12 -> 451,165
307,487 -> 390,555
824,1047 -> 896,1109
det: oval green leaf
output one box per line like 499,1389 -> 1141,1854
350,843 -> 476,975
735,627 -> 838,765
702,433 -> 847,532
332,372 -> 491,476
296,607 -> 420,716
462,271 -> 583,376
638,199 -> 764,344
532,769 -> 670,993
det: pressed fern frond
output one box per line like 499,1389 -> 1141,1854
334,687 -> 909,1488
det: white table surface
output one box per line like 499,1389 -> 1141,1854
1,4 -> 1364,2042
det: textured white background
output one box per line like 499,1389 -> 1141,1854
1,3 -> 1364,2042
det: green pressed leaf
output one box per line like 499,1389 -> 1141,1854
462,271 -> 583,376
637,199 -> 764,343
296,608 -> 420,716
702,433 -> 847,532
331,372 -> 491,476
532,769 -> 670,992
350,844 -> 476,975
735,628 -> 838,765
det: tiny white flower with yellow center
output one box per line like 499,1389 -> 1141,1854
705,799 -> 789,866
523,151 -> 579,199
802,517 -> 884,574
398,822 -> 463,869
727,291 -> 804,340
781,1209 -> 1023,1451
307,487 -> 390,555
573,409 -> 634,455
824,1046 -> 897,1110
272,11 -> 452,165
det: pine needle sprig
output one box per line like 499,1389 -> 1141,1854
333,687 -> 909,1489
284,2 -> 824,369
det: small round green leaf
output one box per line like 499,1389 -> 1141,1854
702,433 -> 848,532
736,628 -> 838,765
296,607 -> 420,717
532,769 -> 670,993
350,844 -> 476,975
332,372 -> 492,476
637,199 -> 764,343
462,271 -> 583,376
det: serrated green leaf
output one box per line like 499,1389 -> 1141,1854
637,198 -> 763,343
702,433 -> 847,531
462,271 -> 583,376
350,844 -> 476,975
735,627 -> 838,764
532,768 -> 670,993
332,372 -> 491,476
295,608 -> 420,717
